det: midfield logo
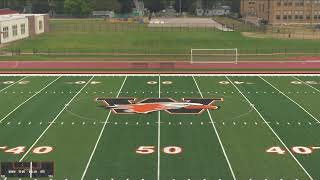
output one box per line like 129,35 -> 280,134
96,98 -> 223,114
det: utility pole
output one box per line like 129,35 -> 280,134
4,0 -> 6,8
179,0 -> 182,15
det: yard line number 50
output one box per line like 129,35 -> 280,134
136,146 -> 182,155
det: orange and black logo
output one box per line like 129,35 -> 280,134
96,98 -> 223,114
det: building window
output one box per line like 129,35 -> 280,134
284,0 -> 292,6
12,25 -> 17,37
294,11 -> 299,19
2,27 -> 8,39
283,11 -> 288,19
21,24 -> 25,35
39,20 -> 43,31
299,11 -> 304,19
288,10 -> 292,19
277,0 -> 281,6
276,11 -> 281,20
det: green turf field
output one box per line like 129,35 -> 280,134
0,74 -> 320,180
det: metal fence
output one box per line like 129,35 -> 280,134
6,48 -> 320,62
49,23 -> 236,32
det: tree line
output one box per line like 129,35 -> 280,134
0,0 -> 239,16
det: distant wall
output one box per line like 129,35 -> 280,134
27,15 -> 35,37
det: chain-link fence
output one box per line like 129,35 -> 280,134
5,48 -> 320,62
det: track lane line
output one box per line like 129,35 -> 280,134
292,76 -> 320,93
259,76 -> 320,124
192,76 -> 237,180
0,76 -> 28,93
0,76 -> 62,124
19,76 -> 95,162
80,76 -> 127,180
226,76 -> 313,180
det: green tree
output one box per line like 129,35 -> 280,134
94,0 -> 121,12
64,0 -> 93,16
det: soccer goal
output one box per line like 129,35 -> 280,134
190,48 -> 238,64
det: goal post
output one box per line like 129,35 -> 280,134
190,48 -> 238,64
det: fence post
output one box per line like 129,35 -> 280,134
284,48 -> 287,56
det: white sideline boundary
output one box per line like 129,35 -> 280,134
260,76 -> 320,124
19,76 -> 95,162
81,76 -> 127,180
193,76 -> 237,180
0,74 -> 320,77
226,76 -> 313,180
0,76 -> 62,124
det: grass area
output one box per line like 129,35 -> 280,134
1,75 -> 320,179
1,19 -> 319,61
7,30 -> 320,52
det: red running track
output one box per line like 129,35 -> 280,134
0,61 -> 320,70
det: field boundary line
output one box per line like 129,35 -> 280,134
259,76 -> 320,124
192,76 -> 236,180
0,76 -> 61,124
19,76 -> 95,162
226,76 -> 313,180
80,76 -> 127,180
1,74 -> 320,77
292,76 -> 320,93
0,76 -> 28,93
157,74 -> 161,180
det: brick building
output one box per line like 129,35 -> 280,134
240,0 -> 320,24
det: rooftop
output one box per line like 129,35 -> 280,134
0,8 -> 18,15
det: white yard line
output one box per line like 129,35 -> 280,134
157,74 -> 161,180
0,76 -> 28,93
259,76 -> 320,124
192,76 -> 237,180
19,76 -> 95,162
292,76 -> 320,93
80,76 -> 127,180
226,76 -> 313,180
0,76 -> 61,124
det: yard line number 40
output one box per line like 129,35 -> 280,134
0,146 -> 53,155
266,146 -> 320,155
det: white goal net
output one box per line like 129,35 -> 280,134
190,48 -> 238,64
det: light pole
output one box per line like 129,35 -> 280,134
179,0 -> 182,15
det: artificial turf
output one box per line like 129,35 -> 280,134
0,74 -> 320,179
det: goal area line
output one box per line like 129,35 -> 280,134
191,48 -> 238,64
